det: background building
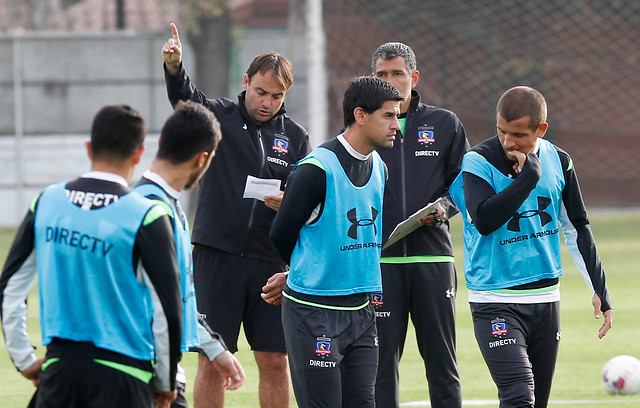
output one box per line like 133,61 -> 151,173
1,0 -> 639,227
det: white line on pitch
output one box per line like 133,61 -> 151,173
400,400 -> 640,407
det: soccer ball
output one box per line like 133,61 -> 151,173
602,355 -> 640,395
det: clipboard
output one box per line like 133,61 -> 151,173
381,197 -> 444,251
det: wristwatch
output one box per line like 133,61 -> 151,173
432,211 -> 443,228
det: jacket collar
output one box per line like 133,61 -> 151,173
407,90 -> 421,114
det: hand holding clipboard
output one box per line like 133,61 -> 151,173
382,197 -> 445,251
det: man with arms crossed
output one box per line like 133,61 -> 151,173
270,76 -> 403,408
134,100 -> 245,407
162,23 -> 311,407
450,86 -> 613,408
0,105 -> 182,407
371,42 -> 468,408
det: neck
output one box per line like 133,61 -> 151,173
342,128 -> 374,156
90,161 -> 135,184
149,159 -> 189,192
400,100 -> 410,114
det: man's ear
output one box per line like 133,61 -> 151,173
132,145 -> 145,165
353,107 -> 367,125
196,151 -> 210,168
411,69 -> 420,89
85,141 -> 93,161
537,122 -> 549,138
242,74 -> 250,90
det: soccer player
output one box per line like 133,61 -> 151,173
0,105 -> 182,407
162,23 -> 311,408
134,100 -> 245,407
450,86 -> 613,408
370,42 -> 469,408
270,76 -> 403,408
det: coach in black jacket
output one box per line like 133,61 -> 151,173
162,23 -> 311,408
371,42 -> 469,408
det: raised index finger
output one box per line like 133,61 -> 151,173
170,23 -> 180,43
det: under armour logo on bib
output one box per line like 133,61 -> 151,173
346,207 -> 379,239
507,196 -> 552,232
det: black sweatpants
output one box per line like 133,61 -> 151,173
470,301 -> 561,408
374,261 -> 461,408
282,297 -> 379,408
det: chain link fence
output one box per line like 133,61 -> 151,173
1,0 -> 639,208
322,0 -> 640,207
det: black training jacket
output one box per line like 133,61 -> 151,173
378,91 -> 469,258
165,64 -> 311,262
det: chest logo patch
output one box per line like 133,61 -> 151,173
272,137 -> 289,155
417,126 -> 435,145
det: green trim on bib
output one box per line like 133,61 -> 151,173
142,204 -> 170,226
297,157 -> 324,170
492,283 -> 559,295
30,193 -> 42,213
282,291 -> 369,311
149,199 -> 173,219
381,255 -> 454,264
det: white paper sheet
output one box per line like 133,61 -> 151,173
243,175 -> 281,201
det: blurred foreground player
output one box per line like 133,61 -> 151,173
1,105 -> 182,407
135,100 -> 245,407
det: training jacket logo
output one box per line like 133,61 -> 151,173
507,196 -> 552,232
272,136 -> 289,155
347,207 -> 379,239
417,126 -> 435,145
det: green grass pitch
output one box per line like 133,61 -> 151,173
1,213 -> 640,407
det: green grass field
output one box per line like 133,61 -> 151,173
2,213 -> 640,407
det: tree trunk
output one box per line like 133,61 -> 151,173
185,10 -> 232,218
189,11 -> 232,97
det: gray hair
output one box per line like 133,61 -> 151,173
371,42 -> 417,74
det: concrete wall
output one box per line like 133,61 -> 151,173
0,134 -> 160,227
0,29 -> 309,228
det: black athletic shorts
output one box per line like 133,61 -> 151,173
193,245 -> 288,353
36,340 -> 155,408
282,293 -> 378,408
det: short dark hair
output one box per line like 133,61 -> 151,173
497,86 -> 548,130
343,76 -> 404,128
90,104 -> 145,160
371,42 -> 417,74
157,100 -> 222,164
246,52 -> 294,91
